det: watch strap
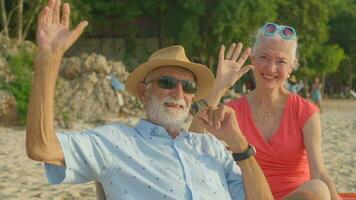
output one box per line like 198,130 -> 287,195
232,144 -> 256,161
190,99 -> 209,116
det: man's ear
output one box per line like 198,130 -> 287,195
138,83 -> 147,102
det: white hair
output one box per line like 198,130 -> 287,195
145,95 -> 190,133
251,28 -> 299,69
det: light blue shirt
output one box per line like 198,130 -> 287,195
45,120 -> 245,200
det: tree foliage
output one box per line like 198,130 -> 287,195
0,0 -> 355,90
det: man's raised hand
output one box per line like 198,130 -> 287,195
37,0 -> 88,55
195,106 -> 248,153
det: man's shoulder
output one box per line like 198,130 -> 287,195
187,131 -> 222,146
77,122 -> 136,138
98,122 -> 134,132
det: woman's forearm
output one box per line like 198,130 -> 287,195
320,172 -> 340,200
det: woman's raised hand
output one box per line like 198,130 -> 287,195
37,0 -> 88,55
215,43 -> 253,92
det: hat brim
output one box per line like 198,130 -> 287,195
125,59 -> 214,101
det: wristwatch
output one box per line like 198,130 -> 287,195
190,99 -> 209,116
232,144 -> 256,161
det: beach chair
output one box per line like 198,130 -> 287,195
95,181 -> 106,200
94,182 -> 356,200
340,193 -> 356,200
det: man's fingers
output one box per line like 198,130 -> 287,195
53,0 -> 61,24
48,0 -> 55,8
226,43 -> 236,60
207,107 -> 214,127
213,107 -> 225,129
68,21 -> 88,44
231,42 -> 243,61
46,0 -> 55,24
61,3 -> 70,28
193,109 -> 211,129
212,109 -> 220,129
42,6 -> 50,24
38,6 -> 48,27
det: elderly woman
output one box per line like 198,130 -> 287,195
191,23 -> 339,200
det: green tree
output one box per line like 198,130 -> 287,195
0,50 -> 34,123
276,0 -> 329,67
329,0 -> 356,90
162,0 -> 279,72
0,0 -> 45,41
313,44 -> 346,87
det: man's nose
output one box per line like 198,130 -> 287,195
170,83 -> 185,99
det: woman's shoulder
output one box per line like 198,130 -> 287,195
289,93 -> 316,108
288,93 -> 319,125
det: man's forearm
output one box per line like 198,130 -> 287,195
237,158 -> 274,200
230,132 -> 273,200
26,50 -> 64,165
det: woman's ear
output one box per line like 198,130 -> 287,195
250,54 -> 255,67
293,58 -> 299,70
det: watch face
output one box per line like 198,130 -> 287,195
190,99 -> 208,115
190,104 -> 199,115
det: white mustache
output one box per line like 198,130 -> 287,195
162,97 -> 186,109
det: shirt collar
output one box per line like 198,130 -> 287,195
134,119 -> 190,140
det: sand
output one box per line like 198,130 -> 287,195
0,99 -> 355,199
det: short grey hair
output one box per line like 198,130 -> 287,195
251,27 -> 299,69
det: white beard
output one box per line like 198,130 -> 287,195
146,96 -> 190,133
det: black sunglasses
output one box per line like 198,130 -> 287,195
145,76 -> 198,94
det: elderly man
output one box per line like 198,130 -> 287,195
26,0 -> 273,199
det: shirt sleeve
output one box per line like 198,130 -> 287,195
45,128 -> 116,184
213,138 -> 245,200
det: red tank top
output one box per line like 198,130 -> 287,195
227,94 -> 318,199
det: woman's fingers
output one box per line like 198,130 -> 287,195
236,48 -> 251,67
219,45 -> 225,61
231,42 -> 243,61
237,65 -> 254,76
226,43 -> 236,60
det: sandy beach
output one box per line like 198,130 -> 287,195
0,99 -> 355,199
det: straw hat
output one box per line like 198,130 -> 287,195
125,45 -> 214,101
